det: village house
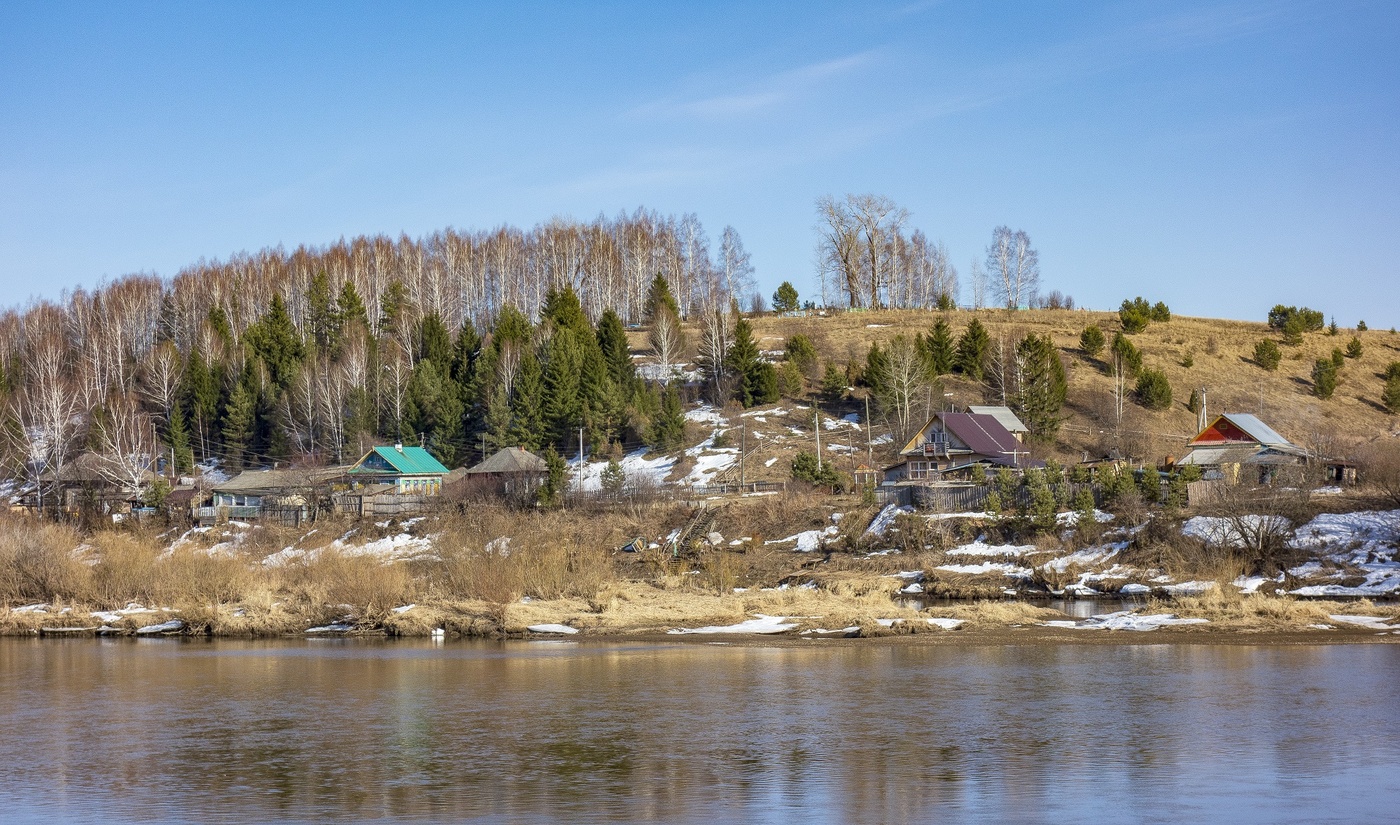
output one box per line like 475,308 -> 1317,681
456,446 -> 549,500
966,405 -> 1030,442
1177,413 -> 1308,483
884,410 -> 1032,485
208,466 -> 347,524
346,444 -> 451,495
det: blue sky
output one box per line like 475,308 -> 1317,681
1,1 -> 1396,325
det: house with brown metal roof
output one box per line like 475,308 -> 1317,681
884,411 -> 1032,484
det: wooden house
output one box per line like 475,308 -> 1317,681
458,447 -> 549,499
966,406 -> 1030,442
346,444 -> 450,495
208,466 -> 347,523
884,411 -> 1031,484
1177,413 -> 1308,483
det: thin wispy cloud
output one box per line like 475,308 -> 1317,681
629,50 -> 880,121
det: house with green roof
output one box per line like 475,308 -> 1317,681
347,444 -> 451,495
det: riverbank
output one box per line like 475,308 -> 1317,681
6,580 -> 1398,642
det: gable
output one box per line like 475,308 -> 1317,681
1190,417 -> 1256,446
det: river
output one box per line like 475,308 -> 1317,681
2,637 -> 1397,824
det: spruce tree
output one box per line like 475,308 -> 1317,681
820,362 -> 847,403
646,384 -> 686,452
245,294 -> 304,394
596,309 -> 639,396
221,381 -> 256,471
542,329 -> 583,446
925,318 -> 955,376
306,271 -> 340,351
1079,324 -> 1105,357
1013,334 -> 1067,442
727,317 -> 778,408
336,281 -> 369,331
415,313 -> 452,368
509,352 -> 546,452
1383,374 -> 1400,414
644,273 -> 681,322
955,318 -> 990,380
541,286 -> 590,337
404,360 -> 464,464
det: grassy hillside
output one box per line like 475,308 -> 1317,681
739,307 -> 1400,470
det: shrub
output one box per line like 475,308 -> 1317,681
784,333 -> 818,376
1150,301 -> 1171,322
1331,348 -> 1345,369
1386,362 -> 1400,382
1119,305 -> 1149,333
1346,336 -> 1363,359
777,361 -> 805,398
1079,324 -> 1105,356
1135,367 -> 1173,410
1253,339 -> 1281,370
791,452 -> 845,490
1180,350 -> 1194,368
1268,305 -> 1325,333
1312,358 -> 1338,399
1358,320 -> 1368,332
820,362 -> 847,403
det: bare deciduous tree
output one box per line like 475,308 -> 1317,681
986,226 -> 1040,309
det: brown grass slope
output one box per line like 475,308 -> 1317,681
744,307 -> 1400,466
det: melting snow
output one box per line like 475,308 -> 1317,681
527,624 -> 579,634
669,614 -> 798,634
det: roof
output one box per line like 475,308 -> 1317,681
350,445 -> 450,476
899,412 -> 1026,466
213,466 -> 346,493
967,405 -> 1029,433
1190,413 -> 1305,455
467,447 -> 548,474
1178,445 -> 1262,466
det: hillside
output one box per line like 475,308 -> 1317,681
723,307 -> 1400,475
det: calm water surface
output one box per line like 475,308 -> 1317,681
2,637 -> 1397,824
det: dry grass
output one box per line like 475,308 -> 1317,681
749,307 -> 1400,463
1159,589 -> 1400,631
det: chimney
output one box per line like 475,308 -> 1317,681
394,442 -> 404,453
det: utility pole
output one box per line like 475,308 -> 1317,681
740,424 -> 746,487
814,403 -> 822,472
865,395 -> 873,468
577,426 -> 585,497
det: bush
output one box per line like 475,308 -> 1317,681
791,452 -> 845,490
784,333 -> 818,377
1346,336 -> 1363,359
1150,301 -> 1171,322
1387,362 -> 1400,383
1312,358 -> 1338,399
1110,332 -> 1143,376
820,362 -> 847,403
1253,339 -> 1281,370
1119,306 -> 1149,333
1331,348 -> 1345,369
1135,367 -> 1173,410
1079,324 -> 1105,356
1358,320 -> 1368,332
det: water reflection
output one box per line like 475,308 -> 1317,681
1,638 -> 1397,824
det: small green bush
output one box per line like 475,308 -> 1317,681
1253,339 -> 1281,370
1135,367 -> 1173,410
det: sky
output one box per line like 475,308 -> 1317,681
1,0 -> 1397,326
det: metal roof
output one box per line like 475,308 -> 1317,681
349,445 -> 450,476
1218,413 -> 1301,452
213,466 -> 347,493
967,405 -> 1029,433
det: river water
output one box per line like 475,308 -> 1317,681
2,638 -> 1397,824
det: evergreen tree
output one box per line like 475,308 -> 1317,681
492,304 -> 533,350
306,271 -> 340,351
165,402 -> 195,474
1110,332 -> 1143,376
541,286 -> 590,337
378,280 -> 410,338
336,281 -> 369,332
784,333 -> 818,378
579,335 -> 623,449
244,294 -> 304,394
483,383 -> 514,453
538,446 -> 568,506
509,351 -> 546,451
596,309 -> 639,395
1346,336 -> 1364,359
955,318 -> 990,380
925,318 -> 956,376
221,380 -> 256,471
1135,367 -> 1173,410
820,362 -> 847,403
415,313 -> 453,368
542,329 -> 583,446
772,281 -> 799,313
1079,324 -> 1105,357
645,383 -> 686,452
644,273 -> 681,322
1312,358 -> 1339,399
863,342 -> 889,395
181,353 -> 221,460
404,359 -> 464,464
1383,374 -> 1400,414
1254,339 -> 1282,370
1013,333 -> 1067,442
727,317 -> 779,408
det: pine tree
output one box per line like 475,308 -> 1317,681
165,402 -> 195,473
820,362 -> 847,403
378,281 -> 410,338
955,318 -> 990,380
181,353 -> 221,460
404,360 -> 464,464
1110,332 -> 1143,376
538,446 -> 568,506
1312,358 -> 1339,399
863,342 -> 889,395
1079,324 -> 1105,357
925,318 -> 955,376
772,281 -> 799,313
1383,374 -> 1400,414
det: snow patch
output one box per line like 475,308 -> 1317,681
668,614 -> 798,635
